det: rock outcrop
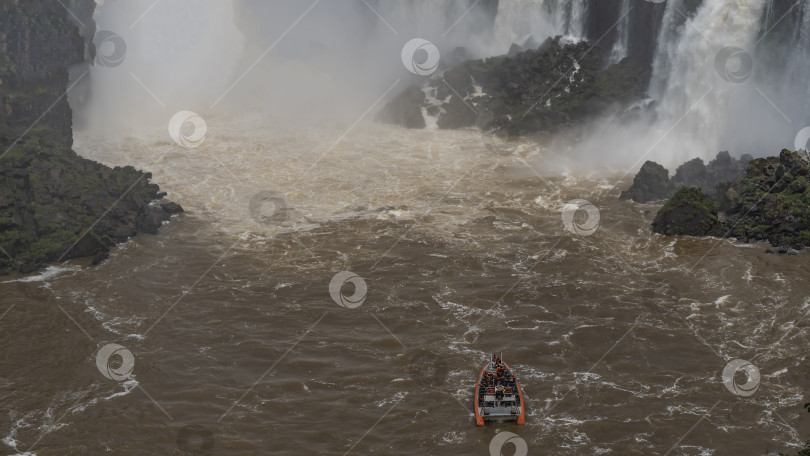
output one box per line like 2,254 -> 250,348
621,151 -> 752,204
377,36 -> 651,136
0,1 -> 181,274
723,150 -> 810,249
651,150 -> 810,250
651,187 -> 726,237
619,161 -> 675,202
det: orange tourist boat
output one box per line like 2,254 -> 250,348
474,353 -> 525,426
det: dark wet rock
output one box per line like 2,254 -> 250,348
652,187 -> 727,237
507,42 -> 523,57
443,46 -> 473,68
620,161 -> 674,202
723,149 -> 810,249
0,1 -> 181,275
522,35 -> 541,51
375,85 -> 426,129
651,149 -> 810,251
623,151 -> 750,204
161,202 -> 184,214
672,158 -> 706,188
91,252 -> 110,266
377,36 -> 650,134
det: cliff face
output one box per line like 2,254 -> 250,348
0,0 -> 181,274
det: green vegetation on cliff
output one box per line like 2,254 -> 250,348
0,0 -> 180,274
649,150 -> 810,250
651,186 -> 726,237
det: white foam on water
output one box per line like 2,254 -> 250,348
2,412 -> 34,453
438,431 -> 466,446
3,265 -> 82,283
102,378 -> 138,401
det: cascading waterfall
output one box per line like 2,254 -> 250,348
774,0 -> 810,123
556,0 -> 589,38
650,0 -> 768,160
492,0 -> 555,52
648,0 -> 687,101
493,0 -> 589,52
608,0 -> 632,64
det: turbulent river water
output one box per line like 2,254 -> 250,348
2,120 -> 809,455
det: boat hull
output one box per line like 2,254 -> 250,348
474,358 -> 525,426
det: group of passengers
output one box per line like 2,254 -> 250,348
480,354 -> 517,389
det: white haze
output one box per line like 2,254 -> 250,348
75,0 -> 810,173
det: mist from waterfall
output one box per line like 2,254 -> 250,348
75,0 -> 810,172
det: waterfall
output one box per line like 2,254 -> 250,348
493,0 -> 589,52
493,0 -> 554,52
779,0 -> 810,115
556,0 -> 589,38
608,0 -> 632,64
652,0 -> 768,159
648,0 -> 686,100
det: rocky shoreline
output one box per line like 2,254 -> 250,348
0,1 -> 181,275
624,150 -> 810,252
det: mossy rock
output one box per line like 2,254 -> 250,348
652,187 -> 726,236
